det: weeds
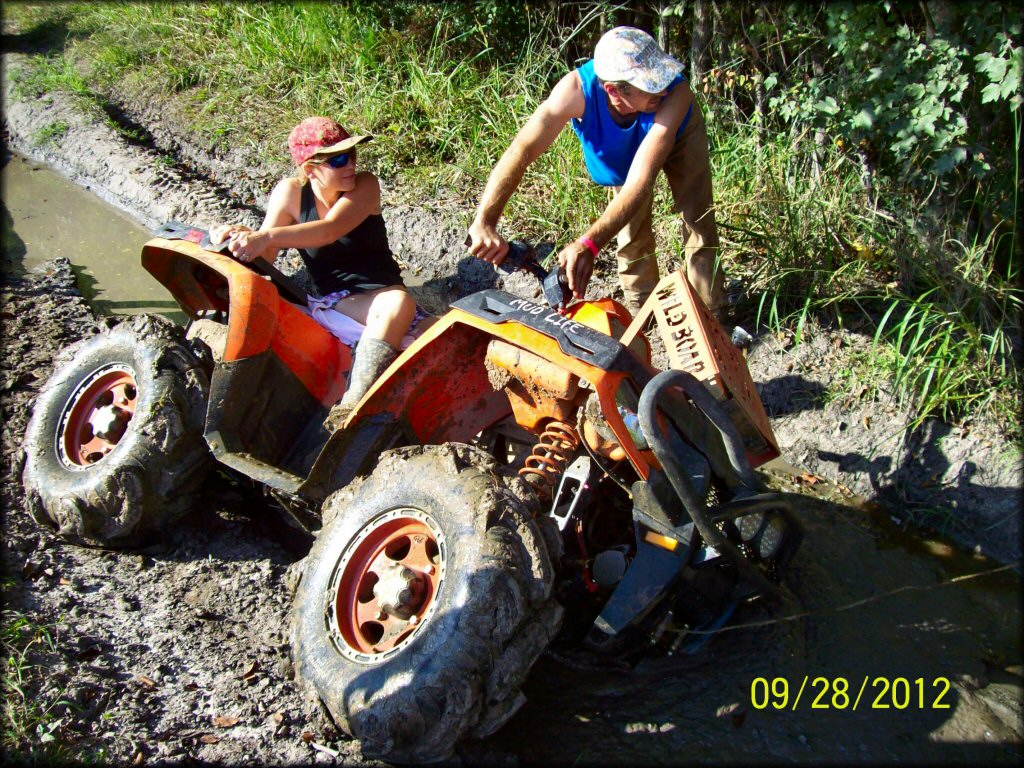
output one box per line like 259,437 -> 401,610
1,602 -> 73,764
33,120 -> 69,146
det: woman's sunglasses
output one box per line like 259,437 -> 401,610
311,152 -> 352,168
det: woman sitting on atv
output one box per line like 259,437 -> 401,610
211,116 -> 423,428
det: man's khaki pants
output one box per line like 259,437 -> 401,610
613,106 -> 723,314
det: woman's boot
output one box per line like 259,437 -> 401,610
324,336 -> 398,431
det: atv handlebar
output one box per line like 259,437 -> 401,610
153,221 -> 308,305
476,238 -> 572,311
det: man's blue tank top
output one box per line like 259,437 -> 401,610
570,59 -> 691,187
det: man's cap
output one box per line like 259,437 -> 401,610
288,117 -> 372,166
593,26 -> 684,94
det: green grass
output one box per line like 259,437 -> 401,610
4,1 -> 1021,438
33,119 -> 69,146
1,604 -> 74,764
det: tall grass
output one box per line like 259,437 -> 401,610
5,1 -> 1021,433
710,119 -> 1021,431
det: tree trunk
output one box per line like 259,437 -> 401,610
744,3 -> 769,171
921,0 -> 959,41
810,44 -> 826,184
657,1 -> 670,52
690,0 -> 711,87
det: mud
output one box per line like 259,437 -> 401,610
2,49 -> 1022,765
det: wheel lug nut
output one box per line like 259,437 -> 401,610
377,610 -> 388,621
408,614 -> 419,626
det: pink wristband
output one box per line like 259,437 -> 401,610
578,237 -> 600,257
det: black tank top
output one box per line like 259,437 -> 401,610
298,183 -> 403,295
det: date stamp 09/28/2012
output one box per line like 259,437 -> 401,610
751,676 -> 953,712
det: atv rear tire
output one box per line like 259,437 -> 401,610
290,444 -> 562,763
22,314 -> 211,548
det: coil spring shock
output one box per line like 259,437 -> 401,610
519,420 -> 580,496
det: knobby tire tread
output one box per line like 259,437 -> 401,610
22,314 -> 210,548
290,444 -> 562,763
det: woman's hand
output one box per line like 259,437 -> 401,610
209,223 -> 252,246
227,229 -> 275,263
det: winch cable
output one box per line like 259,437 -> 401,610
676,559 -> 1021,636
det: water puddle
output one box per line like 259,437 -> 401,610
2,151 -> 186,323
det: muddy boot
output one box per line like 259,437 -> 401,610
324,336 -> 398,431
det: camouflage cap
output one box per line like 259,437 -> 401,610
287,117 -> 372,166
593,26 -> 684,94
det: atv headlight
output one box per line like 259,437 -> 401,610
756,515 -> 787,560
736,511 -> 763,542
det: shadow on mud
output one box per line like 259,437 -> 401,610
2,196 -> 27,276
760,374 -> 828,416
403,254 -> 505,317
818,417 -> 1022,546
0,16 -> 79,55
757,367 -> 1020,561
135,469 -> 311,566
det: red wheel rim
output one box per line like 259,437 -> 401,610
327,509 -> 445,662
58,364 -> 138,469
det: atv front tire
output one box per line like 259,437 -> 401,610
22,314 -> 211,547
290,444 -> 562,763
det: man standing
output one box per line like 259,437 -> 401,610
468,26 -> 724,318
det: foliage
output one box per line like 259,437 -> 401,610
33,120 -> 70,146
766,3 -> 1020,214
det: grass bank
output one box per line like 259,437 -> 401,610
4,1 -> 1021,439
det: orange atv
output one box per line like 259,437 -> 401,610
22,221 -> 803,763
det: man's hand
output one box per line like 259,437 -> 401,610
227,229 -> 274,263
558,240 -> 595,300
467,221 -> 509,265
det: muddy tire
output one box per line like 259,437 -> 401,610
290,444 -> 562,763
22,314 -> 211,548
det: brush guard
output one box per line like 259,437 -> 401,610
586,369 -> 803,652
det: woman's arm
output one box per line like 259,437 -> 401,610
215,176 -> 301,258
229,174 -> 380,263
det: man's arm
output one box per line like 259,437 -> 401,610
468,71 -> 586,264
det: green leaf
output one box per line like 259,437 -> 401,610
905,83 -> 925,100
974,51 -> 1007,83
981,82 -> 1002,104
931,147 -> 967,174
815,96 -> 840,115
763,74 -> 777,91
852,107 -> 874,129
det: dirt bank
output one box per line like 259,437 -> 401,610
2,50 -> 1022,765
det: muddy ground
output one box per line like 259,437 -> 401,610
2,48 -> 1023,765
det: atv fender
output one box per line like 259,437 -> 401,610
141,237 -> 350,405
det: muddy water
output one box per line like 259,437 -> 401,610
491,467 -> 1022,764
2,152 -> 185,322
